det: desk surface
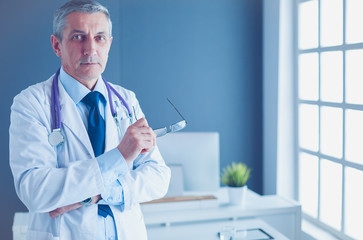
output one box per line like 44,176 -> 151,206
147,218 -> 289,240
142,187 -> 301,225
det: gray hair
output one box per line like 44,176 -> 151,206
53,0 -> 112,41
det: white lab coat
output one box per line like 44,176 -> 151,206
9,74 -> 171,240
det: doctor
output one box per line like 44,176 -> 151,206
9,0 -> 170,239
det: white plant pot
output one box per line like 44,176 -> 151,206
228,185 -> 247,206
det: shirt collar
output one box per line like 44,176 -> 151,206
59,67 -> 108,104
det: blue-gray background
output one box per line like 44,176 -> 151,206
0,0 -> 262,238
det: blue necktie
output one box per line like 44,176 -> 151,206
82,91 -> 113,218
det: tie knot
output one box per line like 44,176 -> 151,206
82,91 -> 104,107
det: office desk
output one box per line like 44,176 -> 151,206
13,188 -> 301,240
142,188 -> 301,240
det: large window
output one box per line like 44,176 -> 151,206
297,0 -> 363,239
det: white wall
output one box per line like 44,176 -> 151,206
263,0 -> 295,199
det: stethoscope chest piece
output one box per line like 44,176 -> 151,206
49,128 -> 64,147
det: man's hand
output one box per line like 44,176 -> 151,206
49,202 -> 81,218
49,195 -> 101,218
117,118 -> 156,163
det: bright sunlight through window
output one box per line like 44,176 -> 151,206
297,0 -> 363,239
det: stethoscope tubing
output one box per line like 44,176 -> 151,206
50,68 -> 131,133
103,77 -> 131,118
51,69 -> 62,130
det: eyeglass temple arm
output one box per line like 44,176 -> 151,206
167,98 -> 186,121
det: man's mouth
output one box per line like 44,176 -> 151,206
80,62 -> 97,65
79,56 -> 100,65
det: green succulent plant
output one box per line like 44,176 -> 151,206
221,162 -> 251,187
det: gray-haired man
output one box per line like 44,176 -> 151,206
9,1 -> 170,239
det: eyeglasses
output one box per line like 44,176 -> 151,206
153,98 -> 187,137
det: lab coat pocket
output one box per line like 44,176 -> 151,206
116,108 -> 131,137
26,230 -> 56,240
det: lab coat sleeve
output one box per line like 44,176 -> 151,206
96,148 -> 128,186
97,87 -> 171,209
96,148 -> 126,205
100,145 -> 170,208
98,180 -> 124,205
9,88 -> 105,213
117,92 -> 171,210
118,146 -> 171,210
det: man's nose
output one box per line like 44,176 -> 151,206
83,38 -> 97,56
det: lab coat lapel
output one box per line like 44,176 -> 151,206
57,80 -> 94,156
104,98 -> 121,152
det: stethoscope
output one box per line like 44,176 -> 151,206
48,68 -> 132,147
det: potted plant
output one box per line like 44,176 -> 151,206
221,162 -> 251,206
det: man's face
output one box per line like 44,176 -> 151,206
51,12 -> 112,89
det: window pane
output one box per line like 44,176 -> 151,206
346,0 -> 363,44
299,152 -> 319,217
345,110 -> 363,164
321,0 -> 343,46
345,167 -> 363,239
346,50 -> 363,104
299,0 -> 318,49
320,51 -> 343,103
320,159 -> 342,230
299,53 -> 319,101
320,107 -> 342,158
299,104 -> 319,151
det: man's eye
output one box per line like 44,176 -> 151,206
72,35 -> 83,40
98,36 -> 105,41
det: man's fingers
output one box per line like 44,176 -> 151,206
118,117 -> 156,162
140,132 -> 156,154
128,124 -> 156,147
132,118 -> 149,127
49,209 -> 61,218
49,202 -> 82,218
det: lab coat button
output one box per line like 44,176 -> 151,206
107,197 -> 113,202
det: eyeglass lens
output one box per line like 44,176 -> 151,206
153,99 -> 187,137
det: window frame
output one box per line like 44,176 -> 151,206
295,0 -> 363,239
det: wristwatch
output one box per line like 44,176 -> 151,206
80,197 -> 92,206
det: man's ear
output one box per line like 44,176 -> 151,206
51,35 -> 62,58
